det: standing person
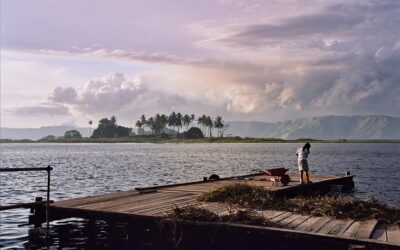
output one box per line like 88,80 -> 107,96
296,143 -> 311,184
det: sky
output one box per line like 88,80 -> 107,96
1,0 -> 400,128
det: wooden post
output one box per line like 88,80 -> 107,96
46,165 -> 51,232
29,197 -> 45,227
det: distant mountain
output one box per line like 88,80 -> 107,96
0,126 -> 91,140
225,115 -> 400,140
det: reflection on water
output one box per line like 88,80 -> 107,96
0,143 -> 399,249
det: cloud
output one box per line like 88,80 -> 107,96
196,1 -> 400,51
9,104 -> 70,116
47,73 -> 194,120
39,48 -> 192,65
50,86 -> 77,103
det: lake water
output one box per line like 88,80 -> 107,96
1,143 -> 399,249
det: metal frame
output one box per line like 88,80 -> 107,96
0,166 -> 53,230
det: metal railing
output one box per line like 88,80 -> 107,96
0,166 -> 53,229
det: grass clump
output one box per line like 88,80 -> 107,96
200,183 -> 400,226
200,183 -> 276,208
168,206 -> 220,222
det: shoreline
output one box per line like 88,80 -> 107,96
1,137 -> 400,144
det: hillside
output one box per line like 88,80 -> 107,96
0,126 -> 91,140
225,115 -> 400,140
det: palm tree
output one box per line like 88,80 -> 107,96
147,117 -> 155,134
135,120 -> 143,135
205,116 -> 214,138
183,114 -> 191,131
176,112 -> 183,134
140,115 -> 147,125
214,116 -> 224,137
190,114 -> 195,127
160,114 -> 168,133
197,115 -> 207,135
110,116 -> 117,127
168,112 -> 177,133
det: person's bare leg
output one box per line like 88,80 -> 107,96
305,171 -> 311,183
300,170 -> 305,184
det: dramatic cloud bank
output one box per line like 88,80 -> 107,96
1,0 -> 399,127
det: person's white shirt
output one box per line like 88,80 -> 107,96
296,148 -> 309,161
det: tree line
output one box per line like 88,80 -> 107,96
83,112 -> 226,139
135,112 -> 226,138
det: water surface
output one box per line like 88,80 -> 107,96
1,143 -> 399,249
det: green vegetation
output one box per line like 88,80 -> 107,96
64,130 -> 82,139
168,206 -> 282,228
200,183 -> 400,226
135,112 -> 225,138
92,116 -> 131,138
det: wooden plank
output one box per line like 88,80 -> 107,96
317,219 -> 344,234
55,190 -> 164,208
79,191 -> 193,210
355,219 -> 378,239
53,190 -> 139,207
342,221 -> 361,238
286,215 -> 312,229
270,212 -> 292,223
115,197 -> 199,215
257,210 -> 287,220
387,229 -> 400,244
277,214 -> 303,227
371,228 -> 387,242
294,216 -> 323,231
124,196 -> 199,214
121,196 -> 198,214
305,217 -> 331,233
327,219 -> 353,236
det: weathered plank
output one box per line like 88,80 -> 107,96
60,190 -> 169,209
294,216 -> 321,231
387,229 -> 400,244
286,215 -> 312,229
355,219 -> 378,239
121,196 -> 198,214
371,228 -> 387,242
270,212 -> 293,223
328,219 -> 353,236
317,219 -> 344,234
53,190 -> 139,207
278,214 -> 303,227
79,191 -> 193,210
305,217 -> 331,233
257,210 -> 287,220
342,221 -> 361,237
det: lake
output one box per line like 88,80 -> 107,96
1,143 -> 399,249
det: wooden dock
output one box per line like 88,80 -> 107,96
42,173 -> 399,249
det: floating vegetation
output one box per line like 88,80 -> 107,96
168,206 -> 282,228
200,183 -> 400,226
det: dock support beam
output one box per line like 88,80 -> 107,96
29,197 -> 46,227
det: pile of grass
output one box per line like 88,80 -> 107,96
168,206 -> 220,223
200,183 -> 400,226
168,206 -> 282,228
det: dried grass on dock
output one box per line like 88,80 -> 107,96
199,183 -> 400,226
168,206 -> 282,228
